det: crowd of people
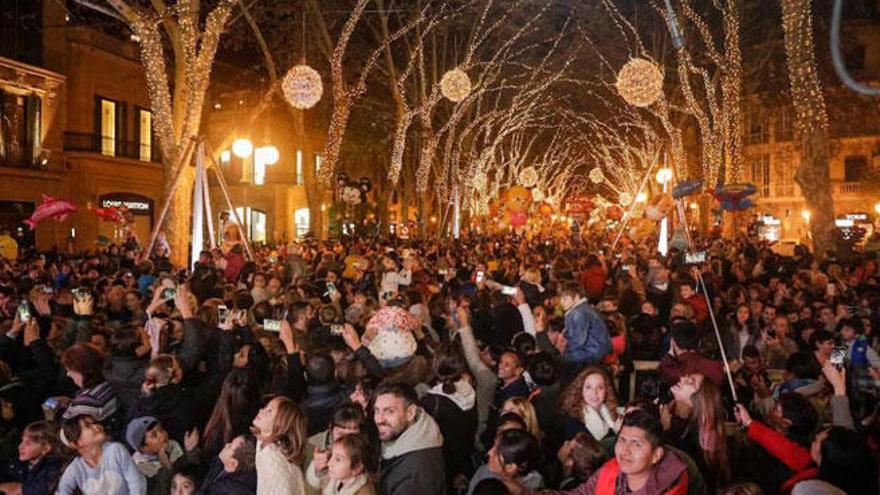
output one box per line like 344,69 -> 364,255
0,227 -> 877,495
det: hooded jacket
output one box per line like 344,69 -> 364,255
379,407 -> 446,495
421,379 -> 478,484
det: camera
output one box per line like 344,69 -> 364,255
330,324 -> 344,335
263,319 -> 281,332
501,285 -> 518,296
685,251 -> 707,265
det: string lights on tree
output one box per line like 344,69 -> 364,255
781,0 -> 828,134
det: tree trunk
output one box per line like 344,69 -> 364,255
167,164 -> 195,269
795,128 -> 834,256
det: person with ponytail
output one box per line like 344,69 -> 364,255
420,343 -> 478,492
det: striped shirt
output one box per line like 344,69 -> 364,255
63,381 -> 120,421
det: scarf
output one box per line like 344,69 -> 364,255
583,404 -> 617,441
322,474 -> 370,495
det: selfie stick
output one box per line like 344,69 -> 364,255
675,198 -> 738,402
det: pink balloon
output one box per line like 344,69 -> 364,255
509,212 -> 528,227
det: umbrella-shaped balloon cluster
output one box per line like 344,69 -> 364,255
713,183 -> 757,211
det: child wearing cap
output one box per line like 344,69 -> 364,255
126,416 -> 199,495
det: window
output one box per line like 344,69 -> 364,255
100,99 -> 116,156
0,91 -> 41,166
220,150 -> 231,164
844,155 -> 866,182
773,155 -> 796,197
747,107 -> 768,145
749,154 -> 770,197
254,154 -> 266,185
295,208 -> 310,238
250,209 -> 267,243
137,109 -> 152,161
296,149 -> 303,185
315,153 -> 323,175
775,106 -> 793,142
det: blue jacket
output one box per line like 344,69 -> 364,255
562,300 -> 612,364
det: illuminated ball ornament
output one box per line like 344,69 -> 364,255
282,64 -> 323,110
619,192 -> 633,206
615,57 -> 664,108
518,167 -> 538,188
440,68 -> 472,102
232,138 -> 253,158
531,188 -> 545,203
589,167 -> 605,184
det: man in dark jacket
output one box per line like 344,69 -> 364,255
199,434 -> 257,495
374,383 -> 446,495
295,353 -> 349,435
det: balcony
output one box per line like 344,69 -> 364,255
834,182 -> 862,195
63,132 -> 161,163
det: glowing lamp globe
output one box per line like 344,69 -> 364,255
619,192 -> 633,206
655,167 -> 673,185
256,146 -> 279,165
440,68 -> 472,102
531,188 -> 545,203
518,167 -> 538,188
282,64 -> 323,110
232,138 -> 253,158
589,167 -> 605,184
615,58 -> 664,108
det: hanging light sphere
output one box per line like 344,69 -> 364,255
619,192 -> 633,206
615,57 -> 664,108
589,167 -> 605,184
282,64 -> 323,110
531,188 -> 545,203
440,68 -> 472,102
518,167 -> 538,188
232,138 -> 253,158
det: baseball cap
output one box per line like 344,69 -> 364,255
126,416 -> 159,452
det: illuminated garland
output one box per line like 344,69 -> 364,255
282,64 -> 323,109
781,0 -> 828,134
615,58 -> 664,108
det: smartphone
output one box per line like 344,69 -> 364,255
476,271 -> 485,283
163,288 -> 177,300
826,283 -> 836,297
830,346 -> 847,369
41,285 -> 54,295
217,305 -> 229,321
263,319 -> 281,332
501,285 -> 518,296
438,268 -> 448,276
326,282 -> 337,294
42,397 -> 60,411
72,288 -> 88,301
330,324 -> 344,335
17,302 -> 30,323
685,251 -> 707,265
621,265 -> 631,273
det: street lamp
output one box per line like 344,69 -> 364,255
232,138 -> 254,158
636,192 -> 648,203
874,202 -> 880,215
655,167 -> 673,256
801,210 -> 811,223
655,167 -> 673,186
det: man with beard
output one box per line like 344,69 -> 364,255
373,383 -> 446,495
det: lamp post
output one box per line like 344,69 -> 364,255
656,167 -> 673,256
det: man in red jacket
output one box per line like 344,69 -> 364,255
678,278 -> 708,325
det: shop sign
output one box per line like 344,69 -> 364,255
759,215 -> 780,226
98,193 -> 153,216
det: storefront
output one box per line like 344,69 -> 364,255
756,214 -> 782,241
836,212 -> 874,243
0,200 -> 36,251
98,193 -> 154,244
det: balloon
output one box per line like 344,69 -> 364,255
502,186 -> 532,214
607,205 -> 623,221
509,211 -> 528,228
537,202 -> 554,217
645,205 -> 663,221
336,172 -> 350,187
358,177 -> 373,193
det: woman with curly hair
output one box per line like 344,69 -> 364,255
559,366 -> 621,454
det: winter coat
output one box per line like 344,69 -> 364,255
199,458 -> 257,495
378,407 -> 446,495
0,455 -> 64,495
224,251 -> 246,283
420,379 -> 478,485
302,383 -> 351,436
562,300 -> 611,365
745,420 -> 818,494
126,383 -> 200,445
256,441 -> 306,495
537,449 -> 688,495
105,354 -> 148,414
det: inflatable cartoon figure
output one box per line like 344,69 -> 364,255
502,186 -> 532,228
